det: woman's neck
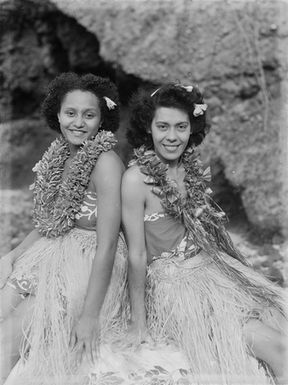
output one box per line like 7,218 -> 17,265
68,143 -> 80,157
166,163 -> 186,188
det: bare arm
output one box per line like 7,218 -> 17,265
8,230 -> 41,263
0,229 -> 41,288
71,150 -> 124,364
121,167 -> 147,328
82,151 -> 124,317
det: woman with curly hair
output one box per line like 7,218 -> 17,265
0,72 -> 127,385
121,84 -> 288,384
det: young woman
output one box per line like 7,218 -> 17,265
121,84 -> 288,384
0,73 -> 127,384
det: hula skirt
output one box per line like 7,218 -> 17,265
6,227 -> 128,385
144,248 -> 287,384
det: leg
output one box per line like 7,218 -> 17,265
243,319 -> 288,383
0,296 -> 35,385
0,285 -> 23,321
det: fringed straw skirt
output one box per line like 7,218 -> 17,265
145,249 -> 287,385
7,227 -> 128,385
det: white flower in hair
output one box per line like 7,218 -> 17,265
193,103 -> 208,117
174,84 -> 193,92
103,96 -> 117,110
180,85 -> 193,92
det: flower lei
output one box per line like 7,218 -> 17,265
31,131 -> 117,238
130,145 -> 247,264
131,146 -> 285,313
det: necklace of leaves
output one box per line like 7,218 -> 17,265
131,145 -> 285,312
131,145 -> 247,262
31,130 -> 117,238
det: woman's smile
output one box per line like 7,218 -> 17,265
57,90 -> 102,154
151,107 -> 191,165
162,144 -> 180,151
67,128 -> 87,135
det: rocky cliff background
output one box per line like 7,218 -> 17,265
0,0 -> 287,284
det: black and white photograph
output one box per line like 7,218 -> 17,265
0,0 -> 287,384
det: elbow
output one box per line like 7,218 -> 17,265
128,250 -> 147,267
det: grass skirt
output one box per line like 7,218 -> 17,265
81,248 -> 287,385
6,232 -> 287,384
7,227 -> 128,384
145,250 -> 287,384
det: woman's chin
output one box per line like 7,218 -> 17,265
158,152 -> 182,164
66,134 -> 88,146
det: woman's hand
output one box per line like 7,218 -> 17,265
70,314 -> 100,367
0,253 -> 13,289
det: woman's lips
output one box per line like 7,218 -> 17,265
68,129 -> 87,136
163,144 -> 180,151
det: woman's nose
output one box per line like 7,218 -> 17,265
166,128 -> 177,141
74,115 -> 84,127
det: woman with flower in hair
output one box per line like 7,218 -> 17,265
0,72 -> 127,384
121,84 -> 288,384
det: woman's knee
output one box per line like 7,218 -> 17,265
243,319 -> 286,361
0,285 -> 23,321
1,296 -> 34,345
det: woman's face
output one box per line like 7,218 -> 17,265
57,90 -> 102,148
150,107 -> 191,165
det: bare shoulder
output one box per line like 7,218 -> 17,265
122,165 -> 147,205
95,150 -> 125,174
122,164 -> 145,189
90,150 -> 125,190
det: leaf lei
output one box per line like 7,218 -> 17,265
131,146 -> 286,313
131,145 -> 247,265
31,130 -> 117,238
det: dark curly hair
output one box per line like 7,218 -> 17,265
42,72 -> 120,133
127,83 -> 208,149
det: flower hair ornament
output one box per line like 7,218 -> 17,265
103,96 -> 117,110
150,84 -> 208,117
176,84 -> 193,92
193,103 -> 207,117
175,83 -> 208,117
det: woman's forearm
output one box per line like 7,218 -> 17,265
82,242 -> 118,318
10,229 -> 41,262
128,252 -> 147,325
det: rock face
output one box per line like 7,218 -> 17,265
50,0 -> 288,234
0,0 -> 288,236
0,0 -> 132,187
